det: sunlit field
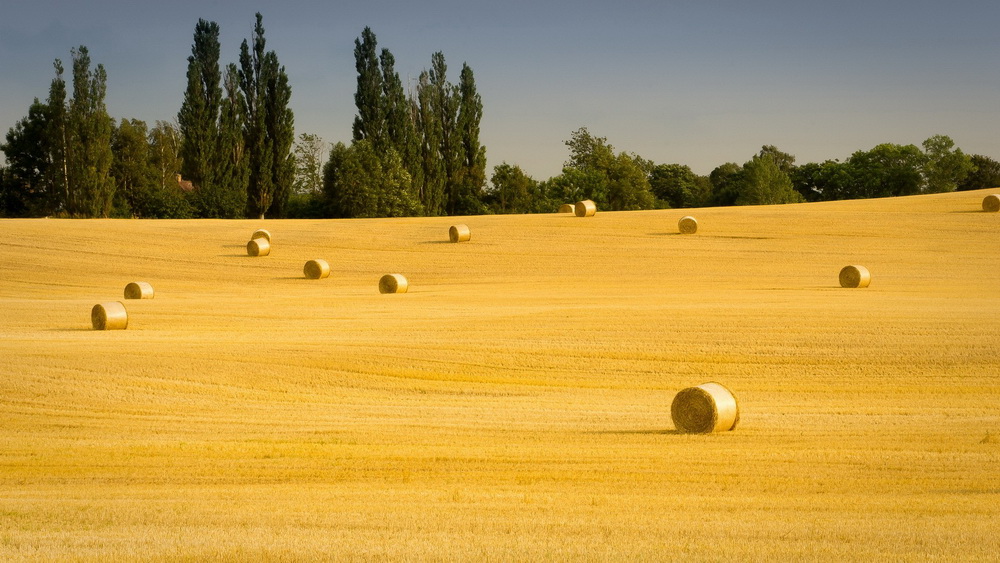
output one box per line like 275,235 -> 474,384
1,190 -> 998,560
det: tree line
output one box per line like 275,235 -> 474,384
3,17 -> 1000,218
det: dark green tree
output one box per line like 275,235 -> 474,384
178,19 -> 222,198
239,13 -> 294,218
146,120 -> 192,218
650,163 -> 699,208
381,49 -> 421,193
921,134 -> 972,193
848,143 -> 925,198
427,52 -> 462,215
322,140 -> 417,218
111,118 -> 152,216
47,59 -> 70,214
735,153 -> 803,205
66,46 -> 115,217
488,163 -> 540,214
203,63 -> 249,218
415,69 -> 446,215
561,127 -> 653,211
958,154 -> 1000,191
352,27 -> 384,147
709,162 -> 742,206
1,99 -> 53,215
454,63 -> 487,215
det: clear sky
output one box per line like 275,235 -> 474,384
2,0 -> 999,180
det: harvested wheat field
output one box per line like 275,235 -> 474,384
1,189 -> 999,560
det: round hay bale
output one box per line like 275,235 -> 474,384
91,302 -> 128,331
678,216 -> 698,234
303,259 -> 331,279
839,265 -> 871,288
247,238 -> 270,257
123,281 -> 154,300
379,273 -> 408,294
983,194 -> 1000,213
671,382 -> 739,434
559,203 -> 576,214
251,228 -> 271,242
449,224 -> 471,243
575,200 -> 597,217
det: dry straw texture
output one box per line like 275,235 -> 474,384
91,302 -> 128,330
575,200 -> 597,217
123,281 -> 154,300
303,259 -> 331,279
247,238 -> 270,257
379,273 -> 408,294
671,382 -> 740,433
678,216 -> 698,234
252,229 -> 271,242
449,224 -> 472,243
559,203 -> 577,214
839,265 -> 871,288
983,194 -> 1000,212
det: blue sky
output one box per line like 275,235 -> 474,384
2,1 -> 999,180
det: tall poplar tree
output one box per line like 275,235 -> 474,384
455,63 -> 486,215
352,27 -> 384,147
66,46 -> 114,217
240,13 -> 294,219
208,64 -> 249,218
415,69 -> 445,215
178,18 -> 223,213
381,49 -> 422,204
46,60 -> 70,213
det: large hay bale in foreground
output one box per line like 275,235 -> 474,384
678,216 -> 698,234
575,199 -> 596,217
92,302 -> 128,330
247,238 -> 270,257
303,259 -> 331,279
983,194 -> 1000,212
124,281 -> 154,300
251,228 -> 271,242
671,382 -> 740,433
379,274 -> 408,294
839,265 -> 871,288
449,224 -> 472,243
559,203 -> 576,214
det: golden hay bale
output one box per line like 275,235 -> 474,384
575,199 -> 596,217
303,259 -> 331,279
123,281 -> 154,300
379,273 -> 408,294
449,224 -> 472,243
839,265 -> 871,288
678,216 -> 698,234
671,382 -> 740,434
247,238 -> 270,257
559,203 -> 576,214
91,302 -> 128,331
252,228 -> 271,242
983,194 -> 1000,212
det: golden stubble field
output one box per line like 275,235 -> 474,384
1,190 -> 998,560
